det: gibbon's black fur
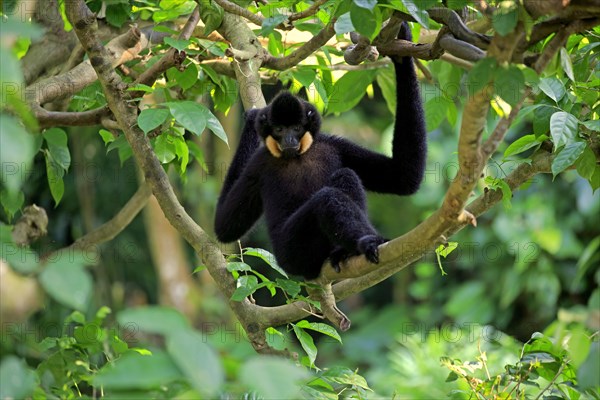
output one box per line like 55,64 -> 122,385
215,23 -> 427,280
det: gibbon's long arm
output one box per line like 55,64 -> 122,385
214,110 -> 264,242
336,24 -> 427,195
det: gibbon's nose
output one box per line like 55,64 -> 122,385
279,135 -> 300,157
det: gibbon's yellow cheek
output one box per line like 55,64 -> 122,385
265,135 -> 282,158
299,132 -> 313,154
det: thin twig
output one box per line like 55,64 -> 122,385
262,22 -> 336,70
70,183 -> 152,250
289,0 -> 328,21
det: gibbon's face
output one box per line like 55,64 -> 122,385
265,125 -> 314,159
257,92 -> 320,159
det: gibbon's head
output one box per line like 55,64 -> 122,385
256,92 -> 321,159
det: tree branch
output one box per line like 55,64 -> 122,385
70,183 -> 152,250
212,0 -> 265,26
262,23 -> 336,70
65,0 -> 280,355
254,150 -> 555,328
289,0 -> 328,21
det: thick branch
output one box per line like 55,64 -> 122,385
36,106 -> 111,129
212,0 -> 265,26
427,7 -> 491,50
26,27 -> 146,107
216,13 -> 267,109
66,0 -> 276,354
256,151 -> 555,327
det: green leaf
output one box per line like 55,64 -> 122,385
166,63 -> 199,90
550,111 -> 579,148
296,320 -> 342,343
138,108 -> 170,134
261,14 -> 287,36
166,329 -> 224,397
206,112 -> 229,146
322,366 -> 371,390
172,136 -> 189,174
504,134 -> 548,158
495,65 -> 524,106
353,0 -> 376,11
436,241 -> 458,258
44,151 -> 65,206
98,129 -> 115,145
226,262 -> 252,272
328,70 -> 376,114
0,115 -> 38,193
578,342 -> 600,391
231,275 -> 259,301
154,134 -> 177,164
582,120 -> 600,132
127,83 -> 155,93
93,351 -> 181,390
467,57 -> 498,94
492,1 -> 518,37
106,135 -> 133,165
376,66 -> 396,115
424,96 -> 452,131
293,67 -> 317,88
400,0 -> 430,28
166,101 -> 208,136
276,278 -> 302,297
350,4 -> 380,40
0,356 -> 36,399
576,146 -> 596,180
243,247 -> 288,278
1,190 -> 24,219
293,325 -> 318,366
199,0 -> 224,35
591,166 -> 600,192
538,77 -> 566,103
560,47 -> 575,81
163,37 -> 191,51
44,128 -> 70,171
240,357 -> 309,399
117,306 -> 190,336
446,0 -> 470,9
333,12 -> 354,35
551,141 -> 586,177
39,252 -> 93,311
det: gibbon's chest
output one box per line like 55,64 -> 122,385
261,142 -> 341,206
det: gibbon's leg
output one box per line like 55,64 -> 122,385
277,172 -> 384,278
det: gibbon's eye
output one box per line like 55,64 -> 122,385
274,126 -> 284,135
307,110 -> 313,117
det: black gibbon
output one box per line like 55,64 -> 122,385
214,23 -> 427,280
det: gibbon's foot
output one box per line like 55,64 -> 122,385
357,235 -> 387,264
329,246 -> 357,273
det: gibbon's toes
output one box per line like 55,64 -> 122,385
329,246 -> 349,273
358,235 -> 386,264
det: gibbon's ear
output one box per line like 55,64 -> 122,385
304,103 -> 321,136
255,109 -> 271,139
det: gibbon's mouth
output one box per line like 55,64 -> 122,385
277,143 -> 301,158
265,132 -> 313,158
